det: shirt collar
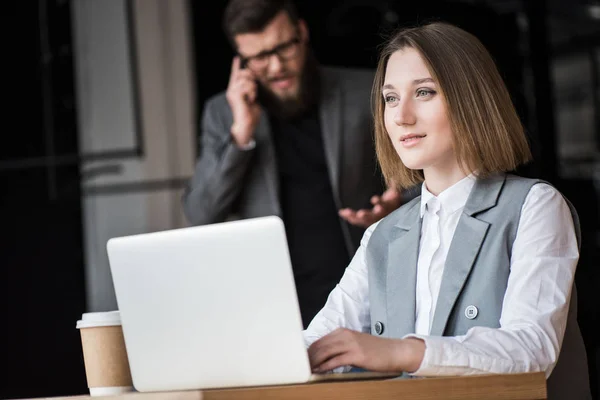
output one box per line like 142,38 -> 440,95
420,182 -> 435,217
420,174 -> 477,217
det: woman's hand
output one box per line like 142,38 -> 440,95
307,328 -> 425,373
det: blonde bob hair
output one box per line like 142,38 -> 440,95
372,22 -> 532,189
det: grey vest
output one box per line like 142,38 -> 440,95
366,174 -> 590,400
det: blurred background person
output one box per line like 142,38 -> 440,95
182,0 -> 407,327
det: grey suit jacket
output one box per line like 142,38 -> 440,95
366,174 -> 591,400
183,66 -> 385,256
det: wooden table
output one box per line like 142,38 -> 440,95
27,372 -> 547,400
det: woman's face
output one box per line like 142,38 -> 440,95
382,48 -> 458,176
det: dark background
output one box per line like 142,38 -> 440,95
2,0 -> 599,398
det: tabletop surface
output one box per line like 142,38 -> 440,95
24,372 -> 547,400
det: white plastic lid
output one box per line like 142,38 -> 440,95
89,386 -> 134,396
76,310 -> 121,329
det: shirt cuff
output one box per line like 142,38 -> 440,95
234,138 -> 256,151
401,334 -> 464,376
401,334 -> 514,376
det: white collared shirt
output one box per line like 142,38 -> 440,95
303,177 -> 579,377
415,174 -> 477,335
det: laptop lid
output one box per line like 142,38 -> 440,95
107,216 -> 312,391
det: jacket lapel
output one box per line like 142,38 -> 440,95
254,111 -> 281,216
429,175 -> 506,336
318,70 -> 343,207
386,201 -> 421,338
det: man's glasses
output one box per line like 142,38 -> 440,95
240,37 -> 301,70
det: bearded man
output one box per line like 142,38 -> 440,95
183,0 -> 404,327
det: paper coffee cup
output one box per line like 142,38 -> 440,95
76,311 -> 134,396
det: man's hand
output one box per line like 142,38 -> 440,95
307,328 -> 425,373
339,188 -> 402,228
225,57 -> 262,147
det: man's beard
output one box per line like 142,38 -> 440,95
257,51 -> 320,120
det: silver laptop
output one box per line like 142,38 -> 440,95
107,216 -> 397,392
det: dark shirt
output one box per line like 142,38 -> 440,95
270,108 -> 350,328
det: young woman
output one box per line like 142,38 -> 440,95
303,22 -> 591,400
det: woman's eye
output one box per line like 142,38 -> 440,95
416,88 -> 436,98
384,95 -> 398,104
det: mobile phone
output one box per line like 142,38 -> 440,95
238,58 -> 257,104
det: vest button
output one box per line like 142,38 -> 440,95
465,305 -> 478,320
374,321 -> 384,335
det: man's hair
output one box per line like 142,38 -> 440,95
371,22 -> 532,189
223,0 -> 300,48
